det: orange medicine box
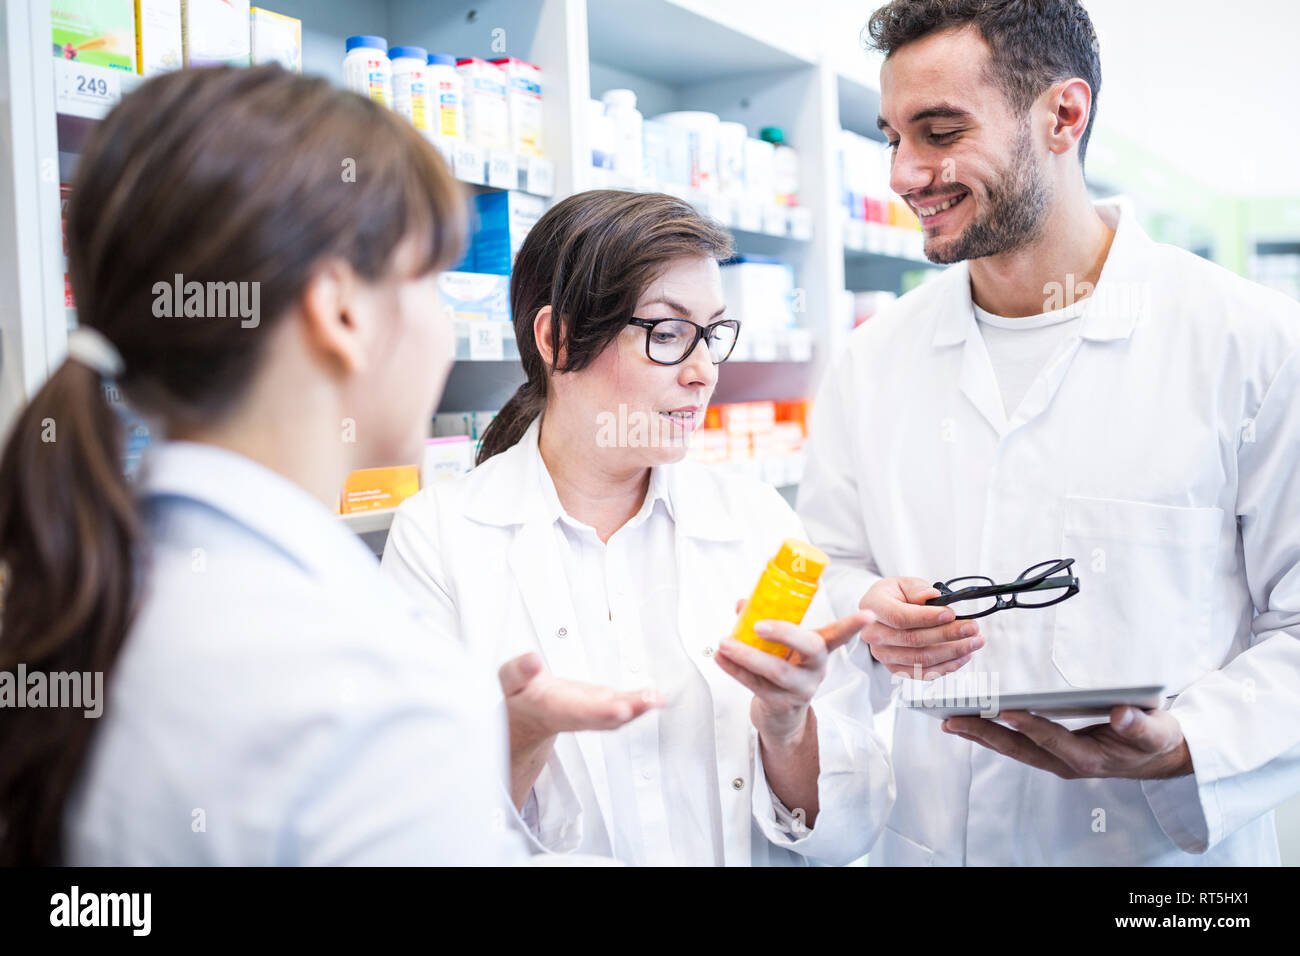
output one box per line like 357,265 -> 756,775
340,465 -> 420,514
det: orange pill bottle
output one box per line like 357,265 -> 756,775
731,539 -> 828,656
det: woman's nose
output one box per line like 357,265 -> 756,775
678,337 -> 717,387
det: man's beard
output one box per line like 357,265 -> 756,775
924,123 -> 1050,265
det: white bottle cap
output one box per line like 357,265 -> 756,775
602,88 -> 638,111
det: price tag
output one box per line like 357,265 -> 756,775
453,141 -> 485,184
468,322 -> 505,361
425,133 -> 456,167
524,156 -> 555,196
788,207 -> 813,241
55,60 -> 122,120
761,205 -> 788,237
486,150 -> 517,189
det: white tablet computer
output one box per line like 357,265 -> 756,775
901,684 -> 1167,719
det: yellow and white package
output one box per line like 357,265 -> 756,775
135,0 -> 181,76
250,7 -> 301,73
340,466 -> 420,514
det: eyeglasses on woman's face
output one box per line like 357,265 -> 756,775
627,317 -> 741,366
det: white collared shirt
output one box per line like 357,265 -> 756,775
382,417 -> 896,866
973,300 -> 1084,416
63,441 -> 528,865
534,459 -> 725,866
800,197 -> 1300,866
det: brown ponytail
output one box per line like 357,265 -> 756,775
475,190 -> 733,464
0,65 -> 465,864
0,363 -> 139,864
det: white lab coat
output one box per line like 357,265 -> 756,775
381,418 -> 894,866
63,441 -> 529,865
799,198 -> 1300,865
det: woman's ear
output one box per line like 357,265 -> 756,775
533,305 -> 556,366
300,259 -> 367,376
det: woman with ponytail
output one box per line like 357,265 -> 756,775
0,65 -> 526,865
382,189 -> 894,866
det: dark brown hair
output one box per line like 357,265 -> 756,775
476,189 -> 734,464
0,65 -> 465,865
866,0 -> 1102,164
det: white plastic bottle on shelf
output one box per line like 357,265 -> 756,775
491,57 -> 545,157
589,99 -> 615,187
390,45 -> 431,132
653,111 -> 720,194
602,88 -> 643,187
426,53 -> 464,139
343,35 -> 392,108
743,136 -> 775,204
761,126 -> 800,206
717,121 -> 747,197
456,57 -> 509,151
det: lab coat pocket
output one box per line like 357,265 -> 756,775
878,826 -> 936,866
1052,496 -> 1222,689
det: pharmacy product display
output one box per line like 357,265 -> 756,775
589,95 -> 811,238
688,400 -> 810,487
69,10 -> 552,192
839,128 -> 926,258
717,256 -> 812,360
337,36 -> 550,193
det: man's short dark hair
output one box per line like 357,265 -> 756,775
866,0 -> 1102,165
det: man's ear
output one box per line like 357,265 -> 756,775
1045,77 -> 1092,157
300,259 -> 367,375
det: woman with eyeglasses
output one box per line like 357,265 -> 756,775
381,189 -> 893,865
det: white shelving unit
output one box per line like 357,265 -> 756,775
0,0 -> 938,454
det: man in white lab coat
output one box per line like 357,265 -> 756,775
799,0 -> 1300,864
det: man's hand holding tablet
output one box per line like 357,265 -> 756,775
943,706 -> 1194,780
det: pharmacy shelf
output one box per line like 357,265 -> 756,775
1,0 -> 937,459
338,507 -> 398,535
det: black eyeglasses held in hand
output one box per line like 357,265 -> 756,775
628,317 -> 741,366
925,558 -> 1081,620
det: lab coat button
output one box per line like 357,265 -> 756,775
628,660 -> 641,673
703,645 -> 715,657
732,777 -> 745,791
556,627 -> 568,638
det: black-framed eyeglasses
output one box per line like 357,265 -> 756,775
925,558 -> 1080,620
628,317 -> 741,366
